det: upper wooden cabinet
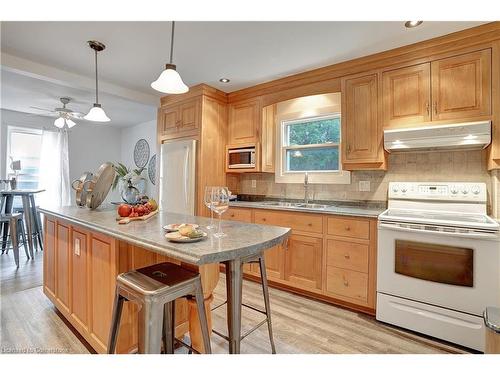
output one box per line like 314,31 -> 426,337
431,49 -> 491,121
382,63 -> 431,127
158,97 -> 201,139
228,98 -> 261,144
260,104 -> 276,173
382,49 -> 492,128
341,73 -> 385,170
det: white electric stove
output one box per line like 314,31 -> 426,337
377,182 -> 500,351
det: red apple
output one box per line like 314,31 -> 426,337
118,204 -> 132,217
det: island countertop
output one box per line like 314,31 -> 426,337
39,205 -> 291,265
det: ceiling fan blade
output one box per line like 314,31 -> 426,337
29,105 -> 55,112
69,111 -> 86,119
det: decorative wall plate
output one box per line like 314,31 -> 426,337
148,154 -> 156,185
134,139 -> 150,168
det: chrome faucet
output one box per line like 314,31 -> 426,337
304,172 -> 309,205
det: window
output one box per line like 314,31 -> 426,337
6,127 -> 43,205
276,114 -> 350,184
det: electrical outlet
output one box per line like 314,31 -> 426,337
359,181 -> 371,192
74,239 -> 81,256
251,180 -> 257,188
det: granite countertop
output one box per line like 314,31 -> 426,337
229,200 -> 386,218
39,206 -> 290,265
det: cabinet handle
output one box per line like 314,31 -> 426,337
347,144 -> 351,153
344,253 -> 350,259
343,279 -> 349,287
262,218 -> 266,222
282,237 -> 289,251
307,223 -> 312,226
433,102 -> 438,115
345,226 -> 351,231
426,102 -> 430,115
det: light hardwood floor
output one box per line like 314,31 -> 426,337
0,250 -> 471,354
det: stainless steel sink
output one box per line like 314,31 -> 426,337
292,203 -> 329,209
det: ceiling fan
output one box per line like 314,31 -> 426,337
30,97 -> 85,128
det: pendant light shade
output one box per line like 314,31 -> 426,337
151,21 -> 189,94
151,63 -> 189,94
84,40 -> 111,122
85,104 -> 111,122
66,118 -> 76,128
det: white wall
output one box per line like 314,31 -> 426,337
1,109 -> 122,203
120,120 -> 157,199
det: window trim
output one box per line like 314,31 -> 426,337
275,113 -> 351,184
6,126 -> 43,181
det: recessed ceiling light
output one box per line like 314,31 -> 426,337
405,21 -> 423,28
219,78 -> 230,83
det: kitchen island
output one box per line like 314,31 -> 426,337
39,206 -> 290,354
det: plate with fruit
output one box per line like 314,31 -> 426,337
163,223 -> 199,232
165,224 -> 207,243
116,199 -> 159,224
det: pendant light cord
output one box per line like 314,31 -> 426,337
169,21 -> 175,64
94,49 -> 99,104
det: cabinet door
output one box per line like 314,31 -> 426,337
228,99 -> 261,144
159,105 -> 179,136
56,222 -> 71,315
261,104 -> 276,173
284,234 -> 322,290
89,233 -> 116,352
431,49 -> 491,121
342,73 -> 380,163
382,63 -> 431,128
179,98 -> 201,133
43,217 -> 56,299
71,228 -> 89,332
263,244 -> 285,280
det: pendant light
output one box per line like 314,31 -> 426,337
84,40 -> 111,122
151,21 -> 189,94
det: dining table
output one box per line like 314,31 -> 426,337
0,189 -> 45,255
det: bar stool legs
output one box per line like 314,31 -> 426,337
108,291 -> 125,354
138,301 -> 164,354
258,257 -> 276,354
162,301 -> 175,354
10,216 -> 19,267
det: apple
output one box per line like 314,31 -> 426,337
118,204 -> 132,217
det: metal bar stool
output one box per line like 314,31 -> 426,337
14,205 -> 43,251
0,213 -> 30,267
107,262 -> 212,354
213,252 -> 276,353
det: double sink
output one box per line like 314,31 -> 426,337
260,201 -> 332,210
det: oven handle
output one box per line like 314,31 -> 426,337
378,222 -> 499,239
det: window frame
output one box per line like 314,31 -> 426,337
6,126 -> 43,186
275,113 -> 351,184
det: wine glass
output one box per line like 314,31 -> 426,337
204,186 -> 216,229
212,186 -> 229,238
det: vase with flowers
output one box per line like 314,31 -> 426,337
112,163 -> 147,204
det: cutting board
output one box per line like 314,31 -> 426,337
116,209 -> 158,224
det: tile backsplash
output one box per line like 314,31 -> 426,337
229,150 -> 498,215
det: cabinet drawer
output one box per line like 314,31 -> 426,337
327,217 -> 369,239
326,239 -> 369,273
227,207 -> 253,223
326,266 -> 368,302
254,209 -> 322,234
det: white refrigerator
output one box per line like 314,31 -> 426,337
159,139 -> 197,215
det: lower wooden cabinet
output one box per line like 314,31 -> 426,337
55,222 -> 71,315
71,228 -> 89,333
284,234 -> 322,291
235,206 -> 378,313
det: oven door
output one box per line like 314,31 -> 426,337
377,221 -> 500,316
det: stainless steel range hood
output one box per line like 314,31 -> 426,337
384,121 -> 491,153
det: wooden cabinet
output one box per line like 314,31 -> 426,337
382,49 -> 491,127
71,228 -> 89,333
342,73 -> 385,170
431,49 -> 491,121
260,104 -> 276,173
254,209 -> 323,234
158,97 -> 201,139
56,222 -> 71,315
284,234 -> 322,291
227,207 -> 253,223
263,244 -> 285,280
382,63 -> 431,128
43,216 -> 56,299
228,99 -> 261,145
326,217 -> 370,240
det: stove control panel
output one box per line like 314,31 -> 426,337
388,182 -> 487,202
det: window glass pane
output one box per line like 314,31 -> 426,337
288,117 -> 340,146
286,146 -> 339,171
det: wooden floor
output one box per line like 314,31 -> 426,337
0,250 -> 470,354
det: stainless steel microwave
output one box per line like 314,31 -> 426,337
227,146 -> 256,169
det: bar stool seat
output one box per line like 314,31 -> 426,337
108,262 -> 212,354
213,253 -> 276,353
0,213 -> 30,267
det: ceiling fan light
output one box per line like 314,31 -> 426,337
151,64 -> 189,94
54,117 -> 65,128
84,103 -> 111,122
66,118 -> 76,128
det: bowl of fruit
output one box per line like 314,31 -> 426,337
116,198 -> 158,224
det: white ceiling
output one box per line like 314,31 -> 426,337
0,21 -> 487,126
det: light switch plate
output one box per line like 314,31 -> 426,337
74,239 -> 80,256
359,181 -> 371,192
251,180 -> 257,188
